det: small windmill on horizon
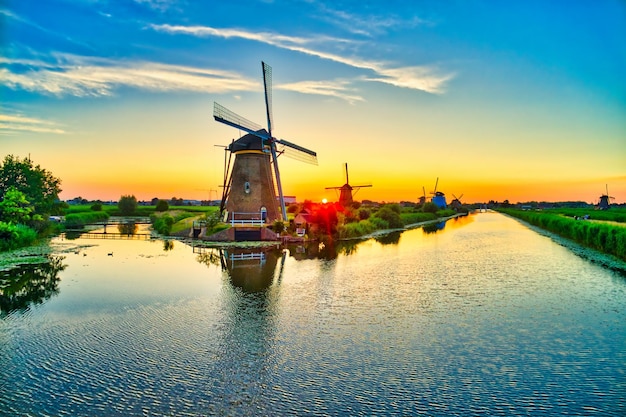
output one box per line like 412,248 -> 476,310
213,61 -> 317,233
325,163 -> 372,208
598,184 -> 614,210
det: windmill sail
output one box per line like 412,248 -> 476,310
276,139 -> 318,165
214,103 -> 266,138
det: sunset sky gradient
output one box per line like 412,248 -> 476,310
2,0 -> 625,204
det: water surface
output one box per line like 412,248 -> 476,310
1,212 -> 624,416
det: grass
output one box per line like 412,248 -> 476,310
500,208 -> 626,262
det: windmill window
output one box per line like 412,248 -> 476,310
260,206 -> 267,221
244,181 -> 251,194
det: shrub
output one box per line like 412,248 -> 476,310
91,203 -> 103,211
400,212 -> 436,225
423,202 -> 439,213
337,219 -> 377,239
374,206 -> 403,229
151,213 -> 175,235
155,200 -> 169,212
0,222 -> 37,251
118,195 -> 137,216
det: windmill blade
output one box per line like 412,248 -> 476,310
276,139 -> 318,165
262,61 -> 274,134
214,102 -> 268,139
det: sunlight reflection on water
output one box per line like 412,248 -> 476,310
0,212 -> 624,416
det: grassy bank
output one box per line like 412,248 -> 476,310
499,208 -> 626,262
64,211 -> 110,228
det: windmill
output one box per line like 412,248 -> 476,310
450,193 -> 464,210
213,62 -> 318,227
325,163 -> 372,208
418,186 -> 427,207
598,184 -> 614,210
430,177 -> 447,209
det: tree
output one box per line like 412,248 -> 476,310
0,187 -> 33,224
0,155 -> 62,216
155,199 -> 169,212
374,205 -> 403,229
118,195 -> 137,215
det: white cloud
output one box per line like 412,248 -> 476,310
149,24 -> 454,95
0,113 -> 66,134
0,55 -> 260,97
278,80 -> 364,104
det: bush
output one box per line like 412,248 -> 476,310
151,213 -> 175,235
374,206 -> 403,229
422,202 -> 439,213
91,203 -> 103,211
337,219 -> 377,239
155,200 -> 169,212
0,222 -> 38,251
118,195 -> 137,216
400,212 -> 436,225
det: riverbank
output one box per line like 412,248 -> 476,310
499,208 -> 626,268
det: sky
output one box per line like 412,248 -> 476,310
1,0 -> 625,204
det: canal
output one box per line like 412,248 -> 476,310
1,212 -> 624,416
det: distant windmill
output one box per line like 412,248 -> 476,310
450,193 -> 464,210
598,184 -> 614,210
430,177 -> 447,209
419,186 -> 427,207
214,62 -> 318,226
325,163 -> 372,208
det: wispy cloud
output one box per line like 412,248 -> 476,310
0,113 -> 66,135
316,5 -> 429,37
278,80 -> 364,104
134,0 -> 183,13
0,55 -> 259,97
150,24 -> 454,94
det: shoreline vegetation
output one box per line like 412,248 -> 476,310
498,208 -> 626,263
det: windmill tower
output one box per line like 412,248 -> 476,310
325,163 -> 372,208
430,177 -> 447,209
214,61 -> 318,230
598,184 -> 614,210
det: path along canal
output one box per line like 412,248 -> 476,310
1,211 -> 624,416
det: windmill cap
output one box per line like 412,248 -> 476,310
228,129 -> 269,152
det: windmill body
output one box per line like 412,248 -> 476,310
598,184 -> 614,210
213,61 -> 317,236
430,178 -> 447,209
224,131 -> 281,224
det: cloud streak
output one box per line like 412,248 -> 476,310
0,113 -> 66,135
0,55 -> 260,97
277,80 -> 364,104
150,24 -> 454,94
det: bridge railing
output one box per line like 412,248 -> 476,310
229,212 -> 266,227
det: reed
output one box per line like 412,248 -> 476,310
64,211 -> 110,229
500,209 -> 626,261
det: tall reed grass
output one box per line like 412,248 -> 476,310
500,209 -> 626,261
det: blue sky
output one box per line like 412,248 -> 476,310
1,0 -> 625,203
